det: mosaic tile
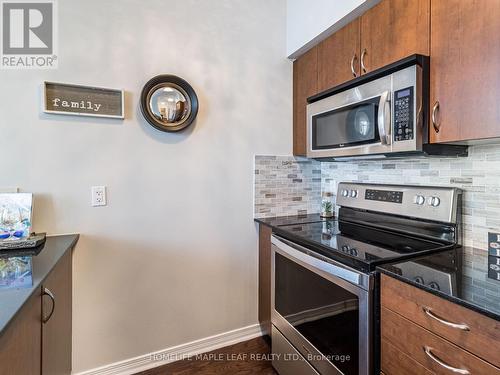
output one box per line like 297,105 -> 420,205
254,144 -> 500,250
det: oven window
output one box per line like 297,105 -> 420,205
275,253 -> 359,374
312,96 -> 380,150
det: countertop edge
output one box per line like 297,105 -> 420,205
377,266 -> 500,322
254,218 -> 272,227
0,234 -> 80,337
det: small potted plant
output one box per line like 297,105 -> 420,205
321,192 -> 334,218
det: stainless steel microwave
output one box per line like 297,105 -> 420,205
306,55 -> 467,160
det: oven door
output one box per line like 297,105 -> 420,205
271,235 -> 372,375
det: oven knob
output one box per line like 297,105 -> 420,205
414,195 -> 425,205
430,196 -> 441,207
350,190 -> 358,198
341,189 -> 349,197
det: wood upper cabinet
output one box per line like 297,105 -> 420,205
360,0 -> 430,74
293,46 -> 318,156
317,18 -> 361,92
430,0 -> 500,143
0,289 -> 42,375
42,250 -> 72,375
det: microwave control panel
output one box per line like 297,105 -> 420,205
393,87 -> 414,141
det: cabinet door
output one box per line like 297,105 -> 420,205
360,0 -> 430,73
317,18 -> 361,92
430,0 -> 500,143
258,225 -> 272,334
0,289 -> 42,375
42,250 -> 72,375
293,46 -> 317,156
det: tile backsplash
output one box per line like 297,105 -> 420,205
254,143 -> 500,251
254,156 -> 321,218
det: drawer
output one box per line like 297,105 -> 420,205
381,274 -> 500,368
271,326 -> 320,375
382,307 -> 500,375
381,338 -> 433,375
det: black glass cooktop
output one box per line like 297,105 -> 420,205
273,220 -> 453,272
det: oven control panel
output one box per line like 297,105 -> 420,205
337,183 -> 462,224
393,87 -> 414,142
365,189 -> 403,204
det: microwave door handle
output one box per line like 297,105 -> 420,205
378,91 -> 391,145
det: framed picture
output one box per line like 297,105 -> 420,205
43,82 -> 125,119
0,193 -> 33,241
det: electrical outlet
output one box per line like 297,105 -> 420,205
91,186 -> 107,207
489,232 -> 500,257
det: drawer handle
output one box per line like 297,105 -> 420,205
42,287 -> 56,323
423,346 -> 470,374
423,307 -> 470,331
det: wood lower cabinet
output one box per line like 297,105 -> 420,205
0,289 -> 42,375
0,250 -> 73,375
381,338 -> 433,375
430,0 -> 500,143
42,250 -> 72,375
382,307 -> 500,374
381,274 -> 500,374
317,18 -> 361,92
293,46 -> 318,156
258,225 -> 272,334
360,0 -> 430,74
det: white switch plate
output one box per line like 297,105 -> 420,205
91,186 -> 107,206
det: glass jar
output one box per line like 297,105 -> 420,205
320,192 -> 334,218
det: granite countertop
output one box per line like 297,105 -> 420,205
378,247 -> 500,321
254,213 -> 332,228
0,234 -> 79,336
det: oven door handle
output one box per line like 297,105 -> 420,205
377,90 -> 391,145
271,235 -> 364,288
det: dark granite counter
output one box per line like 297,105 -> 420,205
0,234 -> 79,336
378,247 -> 500,321
254,213 -> 331,228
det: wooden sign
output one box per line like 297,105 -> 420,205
43,82 -> 124,119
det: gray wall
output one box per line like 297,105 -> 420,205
0,0 -> 291,372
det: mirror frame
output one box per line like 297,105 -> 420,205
140,75 -> 199,132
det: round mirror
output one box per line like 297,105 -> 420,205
140,75 -> 198,132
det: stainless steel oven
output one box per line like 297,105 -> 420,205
271,235 -> 373,375
307,61 -> 423,159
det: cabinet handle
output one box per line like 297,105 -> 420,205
423,306 -> 470,331
42,287 -> 56,323
432,101 -> 440,133
423,346 -> 470,374
360,48 -> 367,73
350,53 -> 357,77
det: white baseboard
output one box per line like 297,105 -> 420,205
73,323 -> 265,375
